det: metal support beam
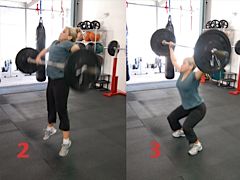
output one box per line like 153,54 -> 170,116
155,1 -> 158,29
203,0 -> 212,28
157,0 -> 165,6
26,0 -> 39,8
24,2 -> 27,47
72,0 -> 83,27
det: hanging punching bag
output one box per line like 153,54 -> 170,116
36,17 -> 46,82
126,25 -> 130,81
165,15 -> 175,79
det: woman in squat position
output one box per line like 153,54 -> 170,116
167,42 -> 206,156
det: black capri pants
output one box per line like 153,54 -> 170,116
167,103 -> 206,144
47,78 -> 70,131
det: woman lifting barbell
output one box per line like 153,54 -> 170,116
166,42 -> 206,156
36,27 -> 80,157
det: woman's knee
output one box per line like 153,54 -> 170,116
167,114 -> 173,123
182,124 -> 192,134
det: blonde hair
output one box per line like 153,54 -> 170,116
76,28 -> 82,35
184,57 -> 196,71
65,27 -> 78,42
76,28 -> 84,41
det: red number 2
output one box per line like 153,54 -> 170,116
150,140 -> 160,158
17,142 -> 29,159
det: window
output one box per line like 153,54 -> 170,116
0,0 -> 72,83
127,0 -> 202,83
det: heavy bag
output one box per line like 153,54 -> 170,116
36,18 -> 46,82
126,25 -> 130,81
126,60 -> 130,81
165,15 -> 175,79
165,56 -> 175,79
165,15 -> 174,34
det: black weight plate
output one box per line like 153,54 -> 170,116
235,40 -> 240,55
210,19 -> 220,28
15,48 -> 39,74
64,49 -> 101,91
96,43 -> 104,54
219,20 -> 228,28
205,20 -> 212,29
150,28 -> 176,56
194,29 -> 231,73
86,42 -> 95,52
79,22 -> 85,29
81,21 -> 91,30
78,42 -> 86,49
77,21 -> 82,27
77,22 -> 85,29
85,20 -> 93,29
91,20 -> 101,29
108,40 -> 120,56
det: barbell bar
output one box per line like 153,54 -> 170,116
76,40 -> 126,56
27,58 -> 64,69
162,39 -> 239,53
161,40 -> 193,49
162,40 -> 230,58
27,57 -> 99,75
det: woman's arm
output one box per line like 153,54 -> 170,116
70,44 -> 80,53
36,48 -> 49,64
168,42 -> 181,72
195,68 -> 204,80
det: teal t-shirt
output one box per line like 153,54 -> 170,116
176,72 -> 203,110
47,40 -> 74,79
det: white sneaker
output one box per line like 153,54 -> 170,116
43,127 -> 57,140
59,140 -> 72,157
189,143 -> 194,148
188,142 -> 203,156
172,129 -> 185,138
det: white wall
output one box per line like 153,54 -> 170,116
0,2 -> 25,69
81,0 -> 126,92
209,0 -> 240,87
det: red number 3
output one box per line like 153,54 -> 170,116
17,142 -> 29,159
150,140 -> 160,158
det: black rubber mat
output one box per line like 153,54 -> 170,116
127,82 -> 240,180
0,89 -> 125,180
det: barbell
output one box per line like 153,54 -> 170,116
15,40 -> 123,91
150,28 -> 240,74
16,48 -> 101,91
